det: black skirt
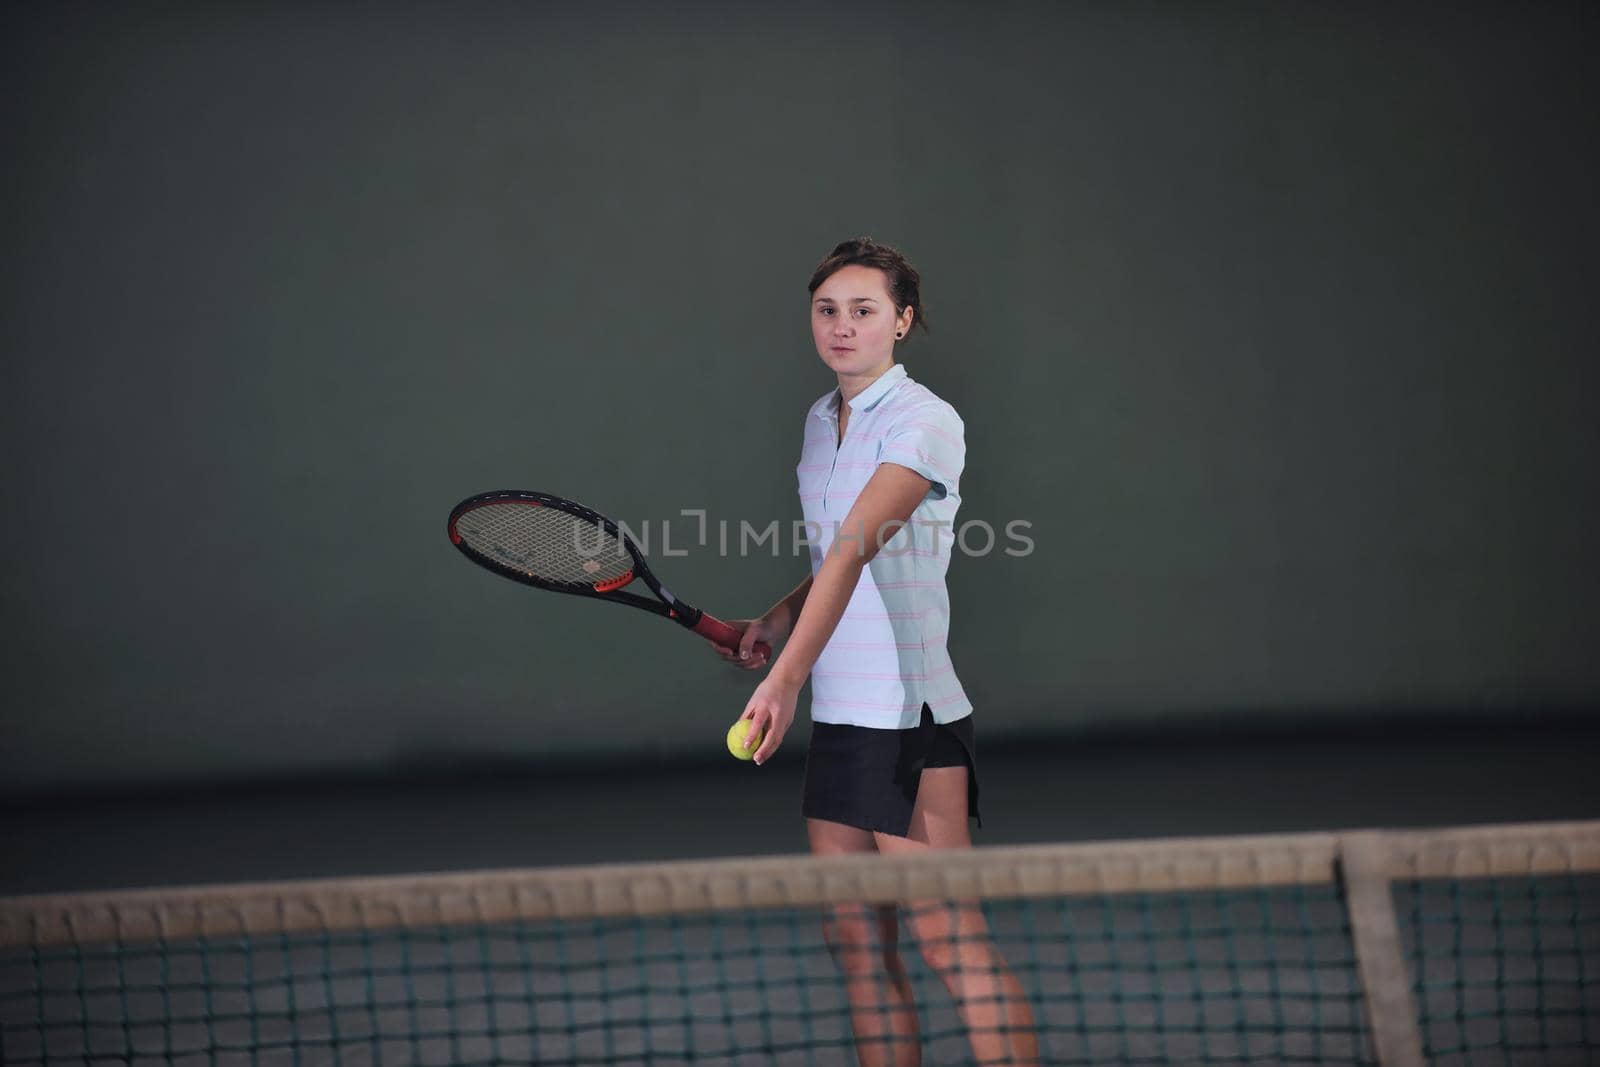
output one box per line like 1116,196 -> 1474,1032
801,704 -> 982,838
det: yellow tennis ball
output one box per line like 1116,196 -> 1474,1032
726,719 -> 763,760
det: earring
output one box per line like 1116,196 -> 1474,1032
895,331 -> 904,339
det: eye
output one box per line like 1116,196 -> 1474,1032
854,308 -> 871,317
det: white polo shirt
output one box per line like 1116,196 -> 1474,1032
796,362 -> 973,730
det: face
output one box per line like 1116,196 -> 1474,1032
811,264 -> 914,378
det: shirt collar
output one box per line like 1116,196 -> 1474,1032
816,363 -> 909,421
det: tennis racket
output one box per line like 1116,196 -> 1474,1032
447,489 -> 772,659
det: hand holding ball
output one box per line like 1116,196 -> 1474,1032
727,719 -> 763,761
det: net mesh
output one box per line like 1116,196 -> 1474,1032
2,822 -> 1594,1066
1400,872 -> 1599,1065
454,502 -> 633,589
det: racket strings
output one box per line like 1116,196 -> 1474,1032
455,502 -> 634,589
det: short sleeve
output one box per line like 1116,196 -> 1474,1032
877,402 -> 965,501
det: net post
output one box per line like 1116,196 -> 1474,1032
1340,831 -> 1425,1067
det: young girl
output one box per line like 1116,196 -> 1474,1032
709,238 -> 1039,1066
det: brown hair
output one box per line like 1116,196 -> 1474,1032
807,237 -> 930,339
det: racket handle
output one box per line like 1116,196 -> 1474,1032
693,614 -> 773,661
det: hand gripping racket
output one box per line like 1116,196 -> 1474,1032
447,489 -> 771,659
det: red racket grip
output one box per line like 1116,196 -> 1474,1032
693,614 -> 773,660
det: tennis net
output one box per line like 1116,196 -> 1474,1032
2,820 -> 1595,1066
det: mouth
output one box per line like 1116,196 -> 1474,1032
830,346 -> 855,353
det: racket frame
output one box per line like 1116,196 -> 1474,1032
447,489 -> 761,653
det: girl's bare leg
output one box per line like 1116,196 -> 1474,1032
808,817 -> 921,1067
874,767 -> 1040,1066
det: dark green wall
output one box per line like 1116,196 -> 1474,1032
2,2 -> 1595,793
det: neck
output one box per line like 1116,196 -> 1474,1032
836,358 -> 895,408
